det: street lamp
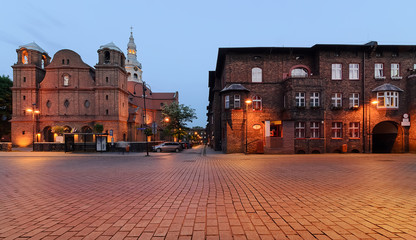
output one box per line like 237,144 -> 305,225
133,82 -> 152,156
368,99 -> 379,153
26,104 -> 40,151
245,99 -> 252,154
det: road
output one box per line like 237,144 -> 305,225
0,146 -> 415,239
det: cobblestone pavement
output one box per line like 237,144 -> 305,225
1,147 -> 415,240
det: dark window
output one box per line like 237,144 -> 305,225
64,99 -> 70,108
106,77 -> 109,83
22,131 -> 25,135
106,95 -> 108,100
23,95 -> 26,100
62,59 -> 65,64
46,100 -> 51,108
23,77 -> 26,82
23,110 -> 26,115
84,100 -> 90,108
104,51 -> 110,63
67,59 -> 70,64
106,109 -> 109,115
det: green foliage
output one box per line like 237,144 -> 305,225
0,75 -> 12,140
93,124 -> 104,133
162,102 -> 196,139
144,127 -> 153,136
51,126 -> 65,135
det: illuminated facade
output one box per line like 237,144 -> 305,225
207,42 -> 416,153
11,33 -> 178,147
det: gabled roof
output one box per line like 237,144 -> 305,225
220,84 -> 250,93
99,42 -> 123,53
372,83 -> 404,92
19,42 -> 47,54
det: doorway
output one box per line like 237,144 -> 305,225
372,121 -> 399,153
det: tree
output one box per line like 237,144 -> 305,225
93,124 -> 104,133
0,75 -> 12,141
162,102 -> 196,141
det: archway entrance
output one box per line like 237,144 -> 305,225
43,126 -> 54,142
372,121 -> 399,153
81,126 -> 93,142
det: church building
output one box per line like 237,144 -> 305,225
11,31 -> 178,147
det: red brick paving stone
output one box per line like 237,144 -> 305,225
180,226 -> 193,236
85,231 -> 104,240
109,231 -> 129,240
244,230 -> 261,240
102,226 -> 121,236
192,231 -> 205,240
128,227 -> 145,237
323,230 -> 344,239
165,231 -> 180,240
137,232 -> 153,240
206,226 -> 219,235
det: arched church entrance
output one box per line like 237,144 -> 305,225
372,121 -> 400,153
81,126 -> 93,142
43,126 -> 54,142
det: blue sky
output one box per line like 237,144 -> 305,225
1,0 -> 415,127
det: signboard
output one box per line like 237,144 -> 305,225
152,122 -> 157,134
252,124 -> 261,130
109,129 -> 113,136
401,113 -> 410,127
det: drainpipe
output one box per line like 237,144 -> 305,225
362,50 -> 366,153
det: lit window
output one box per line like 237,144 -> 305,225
349,93 -> 359,108
310,92 -> 320,107
252,68 -> 262,83
270,121 -> 282,137
295,122 -> 305,138
375,63 -> 385,79
331,64 -> 342,80
310,122 -> 320,138
63,75 -> 69,86
331,93 -> 342,108
349,64 -> 359,80
291,68 -> 308,78
295,92 -> 305,107
391,63 -> 401,79
234,95 -> 240,109
225,95 -> 229,109
349,122 -> 360,138
331,122 -> 343,138
22,51 -> 28,64
377,91 -> 399,108
252,96 -> 262,110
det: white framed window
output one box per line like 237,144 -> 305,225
331,93 -> 342,108
295,122 -> 305,138
332,64 -> 342,80
349,93 -> 359,108
331,122 -> 343,138
295,92 -> 305,107
234,95 -> 240,109
252,68 -> 262,83
375,63 -> 385,79
310,122 -> 320,138
349,63 -> 359,80
377,91 -> 399,109
63,75 -> 69,86
310,92 -> 320,107
225,95 -> 229,109
391,63 -> 402,79
252,95 -> 262,110
291,68 -> 308,78
349,122 -> 360,138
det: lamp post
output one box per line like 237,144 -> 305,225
26,104 -> 40,151
368,99 -> 379,153
133,82 -> 152,156
245,99 -> 252,154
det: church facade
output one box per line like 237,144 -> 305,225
11,32 -> 178,147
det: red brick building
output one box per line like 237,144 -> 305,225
11,32 -> 178,147
207,42 -> 416,153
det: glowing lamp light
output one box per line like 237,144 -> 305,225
371,100 -> 379,105
164,117 -> 170,122
245,99 -> 252,104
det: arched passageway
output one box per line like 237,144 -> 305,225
372,121 -> 399,153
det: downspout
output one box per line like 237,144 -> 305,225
362,50 -> 366,153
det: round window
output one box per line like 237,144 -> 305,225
46,100 -> 51,108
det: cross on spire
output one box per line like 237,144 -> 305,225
130,26 -> 133,34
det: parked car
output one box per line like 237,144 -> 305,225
153,142 -> 183,152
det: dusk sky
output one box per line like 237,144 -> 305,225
1,0 -> 415,127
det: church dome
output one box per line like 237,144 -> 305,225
99,42 -> 123,53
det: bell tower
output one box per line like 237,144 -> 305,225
125,28 -> 143,83
11,42 -> 50,147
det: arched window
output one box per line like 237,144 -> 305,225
252,68 -> 262,82
64,99 -> 70,108
63,75 -> 69,86
252,95 -> 262,110
291,67 -> 309,78
104,51 -> 110,63
41,55 -> 46,69
134,73 -> 138,79
22,51 -> 28,64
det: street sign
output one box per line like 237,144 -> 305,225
109,129 -> 113,136
152,122 -> 157,134
137,128 -> 146,130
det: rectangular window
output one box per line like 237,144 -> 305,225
391,63 -> 401,79
225,95 -> 229,109
310,92 -> 320,107
295,122 -> 305,138
349,93 -> 359,108
310,122 -> 320,138
332,64 -> 342,80
331,122 -> 343,138
349,122 -> 360,138
331,93 -> 342,108
377,91 -> 399,108
270,121 -> 282,137
349,63 -> 359,80
295,92 -> 305,107
234,95 -> 240,109
375,63 -> 385,79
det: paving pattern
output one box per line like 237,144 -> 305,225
0,147 -> 415,239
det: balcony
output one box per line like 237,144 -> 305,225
283,77 -> 325,90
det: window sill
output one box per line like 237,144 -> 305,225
349,138 -> 360,140
331,138 -> 343,140
375,76 -> 386,80
391,76 -> 402,80
331,79 -> 342,81
349,78 -> 360,81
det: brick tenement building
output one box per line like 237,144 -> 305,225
207,42 -> 416,154
11,32 -> 178,147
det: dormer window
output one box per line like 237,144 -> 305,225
291,68 -> 308,78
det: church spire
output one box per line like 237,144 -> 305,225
125,28 -> 143,83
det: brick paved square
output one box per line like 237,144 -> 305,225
0,148 -> 415,239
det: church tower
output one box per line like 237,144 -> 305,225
125,29 -> 143,83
